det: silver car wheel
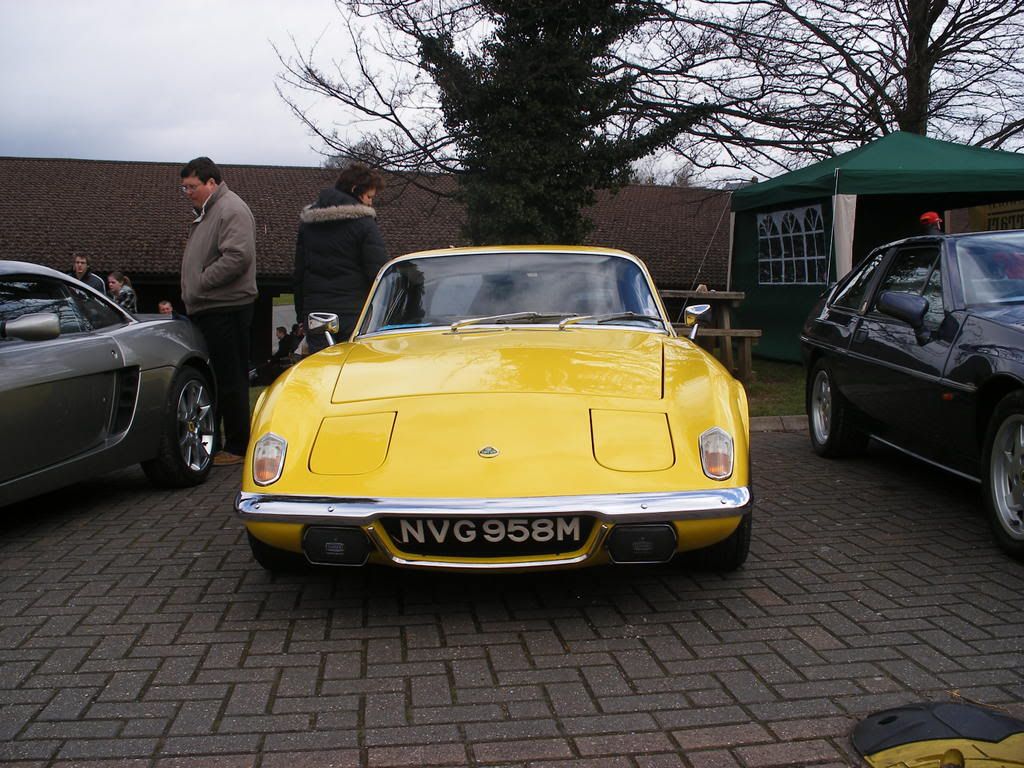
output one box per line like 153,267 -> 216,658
176,379 -> 214,472
811,369 -> 832,445
988,413 -> 1024,542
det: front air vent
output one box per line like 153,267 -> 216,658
110,367 -> 140,434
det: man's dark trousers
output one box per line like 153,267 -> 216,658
191,303 -> 254,456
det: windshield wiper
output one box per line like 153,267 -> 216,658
558,312 -> 665,330
450,312 -> 575,331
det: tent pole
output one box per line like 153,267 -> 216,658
827,169 -> 840,285
726,212 -> 735,290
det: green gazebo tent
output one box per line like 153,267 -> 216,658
729,131 -> 1024,361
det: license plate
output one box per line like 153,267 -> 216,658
380,516 -> 591,557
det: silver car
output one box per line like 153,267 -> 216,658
0,261 -> 216,506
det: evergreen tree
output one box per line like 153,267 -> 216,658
279,0 -> 712,242
419,1 -> 687,242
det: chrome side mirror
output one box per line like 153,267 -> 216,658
682,303 -> 711,340
0,312 -> 61,341
307,312 -> 341,347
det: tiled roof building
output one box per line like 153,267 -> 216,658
0,156 -> 731,356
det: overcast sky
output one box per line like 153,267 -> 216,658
0,1 -> 347,168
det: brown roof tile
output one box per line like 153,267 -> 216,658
0,157 -> 730,290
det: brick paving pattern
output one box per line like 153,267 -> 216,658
1,432 -> 1022,767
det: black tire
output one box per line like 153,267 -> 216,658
981,391 -> 1024,561
806,359 -> 867,458
247,531 -> 307,572
682,513 -> 751,571
141,367 -> 215,487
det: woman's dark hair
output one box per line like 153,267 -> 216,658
335,162 -> 385,200
108,270 -> 132,287
180,156 -> 222,183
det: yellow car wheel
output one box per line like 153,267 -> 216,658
680,513 -> 751,571
247,531 -> 306,573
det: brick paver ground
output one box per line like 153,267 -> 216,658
1,432 -> 1022,767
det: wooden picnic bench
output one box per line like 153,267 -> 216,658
661,289 -> 762,382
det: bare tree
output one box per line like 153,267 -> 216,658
671,0 -> 1024,177
276,0 -> 729,240
630,154 -> 696,186
278,0 -> 1024,190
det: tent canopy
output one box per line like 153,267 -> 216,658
728,132 -> 1024,361
731,132 -> 1024,212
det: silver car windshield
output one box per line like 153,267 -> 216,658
359,252 -> 665,335
956,232 -> 1024,306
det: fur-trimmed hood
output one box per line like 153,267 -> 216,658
293,185 -> 389,324
299,187 -> 376,224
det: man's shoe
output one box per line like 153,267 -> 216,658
213,451 -> 244,467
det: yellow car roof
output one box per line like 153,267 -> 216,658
394,245 -> 638,260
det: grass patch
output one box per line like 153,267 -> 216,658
273,293 -> 294,306
745,358 -> 805,418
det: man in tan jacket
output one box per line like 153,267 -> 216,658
179,156 -> 257,466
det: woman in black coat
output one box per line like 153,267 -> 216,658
294,163 -> 388,353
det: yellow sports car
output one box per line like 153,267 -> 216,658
236,246 -> 751,573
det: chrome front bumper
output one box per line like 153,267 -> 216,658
237,487 -> 751,570
235,487 -> 751,526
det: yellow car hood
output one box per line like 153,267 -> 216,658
249,328 -> 748,498
332,329 -> 664,402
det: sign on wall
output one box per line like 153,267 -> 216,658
968,201 -> 1024,232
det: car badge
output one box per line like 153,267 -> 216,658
478,446 -> 499,458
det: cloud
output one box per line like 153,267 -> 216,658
0,0 -> 342,166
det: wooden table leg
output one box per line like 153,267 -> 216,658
736,337 -> 753,383
722,334 -> 735,375
721,303 -> 736,376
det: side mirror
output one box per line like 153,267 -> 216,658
683,303 -> 711,340
877,291 -> 931,344
0,312 -> 61,341
307,312 -> 341,347
877,291 -> 927,327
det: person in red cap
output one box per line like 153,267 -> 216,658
919,211 -> 943,235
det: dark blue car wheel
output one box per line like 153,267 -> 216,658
806,359 -> 866,458
982,391 -> 1024,561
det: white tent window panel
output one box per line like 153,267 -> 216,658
757,205 -> 828,285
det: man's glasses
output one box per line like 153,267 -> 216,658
180,184 -> 202,194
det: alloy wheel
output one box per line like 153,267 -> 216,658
811,369 -> 832,445
989,414 -> 1024,541
177,379 -> 214,472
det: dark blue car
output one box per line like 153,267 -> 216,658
801,230 -> 1024,560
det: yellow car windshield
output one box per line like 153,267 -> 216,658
360,251 -> 663,335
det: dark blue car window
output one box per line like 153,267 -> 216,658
921,264 -> 944,329
875,247 -> 939,299
956,231 -> 1024,306
832,251 -> 885,312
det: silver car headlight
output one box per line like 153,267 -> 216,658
253,433 -> 287,486
699,427 -> 734,480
